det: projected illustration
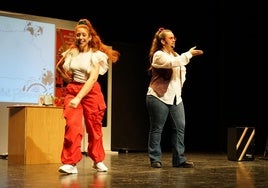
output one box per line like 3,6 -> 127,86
0,16 -> 55,104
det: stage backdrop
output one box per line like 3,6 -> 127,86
0,15 -> 55,104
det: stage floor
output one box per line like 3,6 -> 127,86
0,151 -> 267,187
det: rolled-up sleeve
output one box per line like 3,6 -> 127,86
151,50 -> 192,69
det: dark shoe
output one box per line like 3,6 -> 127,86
151,162 -> 162,168
173,161 -> 194,168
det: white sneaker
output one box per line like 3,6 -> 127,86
59,164 -> 78,174
93,162 -> 108,172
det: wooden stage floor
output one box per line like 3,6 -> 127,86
0,151 -> 267,187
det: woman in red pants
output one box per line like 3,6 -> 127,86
56,18 -> 120,174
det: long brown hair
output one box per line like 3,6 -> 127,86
148,27 -> 177,63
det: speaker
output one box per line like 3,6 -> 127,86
227,127 -> 255,161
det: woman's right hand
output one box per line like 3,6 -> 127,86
56,67 -> 73,83
69,96 -> 81,108
189,46 -> 204,56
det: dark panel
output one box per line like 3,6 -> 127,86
111,42 -> 149,152
227,127 -> 255,161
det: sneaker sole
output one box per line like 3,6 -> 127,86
59,168 -> 78,174
92,166 -> 108,172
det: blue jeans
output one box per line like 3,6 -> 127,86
146,95 -> 187,166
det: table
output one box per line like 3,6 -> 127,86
7,105 -> 65,164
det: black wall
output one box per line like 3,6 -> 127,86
2,1 -> 267,154
110,42 -> 150,152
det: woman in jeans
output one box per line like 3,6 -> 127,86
146,28 -> 203,168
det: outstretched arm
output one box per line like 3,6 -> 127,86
189,46 -> 204,57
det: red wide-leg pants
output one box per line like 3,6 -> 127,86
60,82 -> 106,165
